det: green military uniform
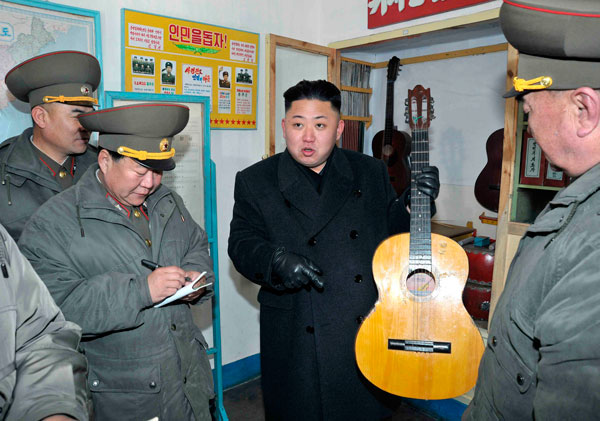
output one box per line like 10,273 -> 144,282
465,1 -> 600,419
0,50 -> 101,241
162,61 -> 175,85
0,223 -> 89,421
19,103 -> 215,421
0,129 -> 97,241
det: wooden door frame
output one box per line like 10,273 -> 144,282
264,34 -> 338,157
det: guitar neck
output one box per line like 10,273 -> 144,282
409,128 -> 431,271
383,80 -> 395,146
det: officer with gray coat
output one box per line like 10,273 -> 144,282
465,1 -> 600,419
0,50 -> 101,241
0,223 -> 89,421
19,104 -> 214,421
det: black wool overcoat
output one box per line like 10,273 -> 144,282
228,147 -> 409,420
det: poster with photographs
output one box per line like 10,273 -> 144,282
123,8 -> 259,128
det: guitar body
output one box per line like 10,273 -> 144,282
356,85 -> 484,400
355,233 -> 484,399
474,128 -> 504,212
372,129 -> 411,194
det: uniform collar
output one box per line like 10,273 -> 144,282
550,163 -> 600,206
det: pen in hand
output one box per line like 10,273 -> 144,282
141,259 -> 191,282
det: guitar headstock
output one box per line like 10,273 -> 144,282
405,84 -> 435,130
387,56 -> 401,82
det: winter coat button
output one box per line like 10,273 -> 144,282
145,239 -> 152,247
353,189 -> 362,198
492,336 -> 497,347
516,373 -> 525,385
354,274 -> 363,283
350,230 -> 359,239
149,381 -> 157,389
306,326 -> 314,334
183,376 -> 187,384
92,380 -> 100,387
171,324 -> 177,331
308,237 -> 317,246
356,315 -> 364,324
58,170 -> 67,178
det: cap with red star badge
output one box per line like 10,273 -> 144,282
78,103 -> 189,171
501,0 -> 600,97
5,50 -> 101,108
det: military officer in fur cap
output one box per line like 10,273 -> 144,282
0,50 -> 101,241
18,103 -> 215,421
465,1 -> 600,419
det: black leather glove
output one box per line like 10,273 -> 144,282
416,165 -> 440,200
270,248 -> 324,290
404,165 -> 440,207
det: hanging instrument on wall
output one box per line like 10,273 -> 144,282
355,85 -> 484,400
371,56 -> 411,195
474,128 -> 504,213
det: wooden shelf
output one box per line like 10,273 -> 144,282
341,114 -> 372,129
516,184 -> 561,191
340,56 -> 375,67
340,85 -> 372,94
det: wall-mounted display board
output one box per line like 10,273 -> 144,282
122,9 -> 258,130
0,0 -> 102,142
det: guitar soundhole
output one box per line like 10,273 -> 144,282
406,269 -> 436,297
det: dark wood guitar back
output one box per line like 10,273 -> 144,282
474,128 -> 504,212
372,56 -> 411,195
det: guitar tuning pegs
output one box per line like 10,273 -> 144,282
404,98 -> 409,106
431,98 -> 435,104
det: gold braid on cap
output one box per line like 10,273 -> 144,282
43,95 -> 99,104
116,146 -> 175,161
513,76 -> 553,92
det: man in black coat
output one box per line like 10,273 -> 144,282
228,80 -> 439,420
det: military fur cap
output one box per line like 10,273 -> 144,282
78,103 -> 189,171
5,50 -> 101,108
501,0 -> 600,97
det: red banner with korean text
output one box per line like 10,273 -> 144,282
368,0 -> 493,29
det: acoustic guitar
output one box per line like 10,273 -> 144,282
355,85 -> 484,400
372,56 -> 411,195
474,128 -> 504,213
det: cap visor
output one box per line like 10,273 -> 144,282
136,158 -> 176,172
503,88 -> 520,98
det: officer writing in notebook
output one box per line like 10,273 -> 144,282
228,79 -> 440,420
465,1 -> 600,419
19,104 -> 214,420
0,51 -> 100,241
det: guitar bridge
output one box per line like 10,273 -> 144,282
388,339 -> 451,354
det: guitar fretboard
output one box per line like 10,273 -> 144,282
384,80 -> 395,147
409,127 -> 431,272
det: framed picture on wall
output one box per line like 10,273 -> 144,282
0,0 -> 103,142
543,162 -> 568,188
519,131 -> 545,185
